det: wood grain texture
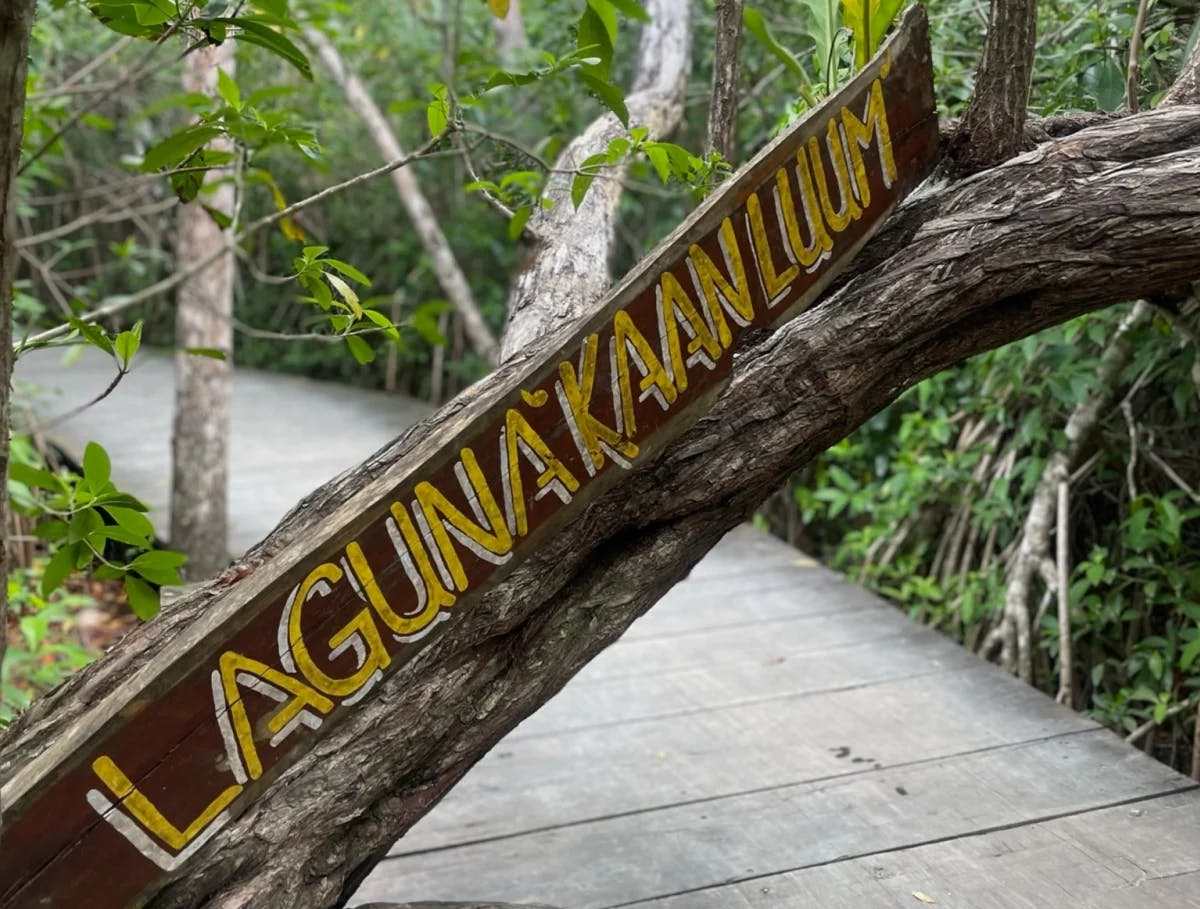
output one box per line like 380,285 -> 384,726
627,789 -> 1200,908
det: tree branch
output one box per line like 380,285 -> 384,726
1164,26 -> 1200,106
953,0 -> 1039,172
304,26 -> 500,366
0,0 -> 34,708
706,0 -> 743,162
17,135 -> 455,350
1126,0 -> 1152,112
499,0 -> 692,361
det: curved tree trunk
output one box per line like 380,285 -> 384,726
0,0 -> 34,676
303,26 -> 501,367
171,40 -> 236,580
499,0 -> 692,359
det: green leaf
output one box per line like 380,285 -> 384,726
184,346 -> 227,360
33,519 -> 69,542
10,462 -> 64,491
202,204 -> 233,229
578,4 -> 615,81
96,525 -> 153,547
42,544 -> 78,596
129,549 -> 186,586
585,0 -> 620,42
345,335 -> 375,364
324,259 -> 371,285
213,17 -> 313,79
743,7 -> 809,81
361,309 -> 400,340
114,320 -> 142,367
508,204 -> 531,241
103,506 -> 155,541
1084,58 -> 1126,112
124,575 -> 161,620
571,170 -> 597,209
797,0 -> 840,80
427,84 -> 450,137
578,73 -> 629,126
1181,637 -> 1200,671
644,144 -> 672,183
327,273 -> 362,317
839,0 -> 905,69
216,66 -> 241,110
141,124 -> 223,172
68,318 -> 114,356
605,0 -> 649,22
82,442 -> 111,491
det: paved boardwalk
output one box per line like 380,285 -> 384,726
14,347 -> 427,553
353,528 -> 1200,908
15,350 -> 1200,907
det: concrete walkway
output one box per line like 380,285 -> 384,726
14,346 -> 428,554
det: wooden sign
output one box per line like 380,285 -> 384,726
0,9 -> 937,907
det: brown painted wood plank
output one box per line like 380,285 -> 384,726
0,12 -> 939,907
620,788 -> 1200,908
353,730 -> 1191,908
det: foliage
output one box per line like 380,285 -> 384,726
1,565 -> 97,725
777,305 -> 1200,770
9,432 -> 185,620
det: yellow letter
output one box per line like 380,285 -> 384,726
415,447 -> 512,592
555,333 -> 639,476
746,187 -> 799,304
808,118 -> 863,234
381,504 -> 459,637
91,756 -> 242,852
287,561 -> 391,698
688,217 -> 754,347
216,651 -> 333,781
503,405 -> 580,537
785,151 -> 835,270
841,77 -> 897,208
612,308 -> 677,438
656,271 -> 722,393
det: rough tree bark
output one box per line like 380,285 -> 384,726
706,0 -> 744,161
171,40 -> 236,580
303,26 -> 501,367
0,0 -> 36,673
4,7 -> 1200,909
953,0 -> 1038,171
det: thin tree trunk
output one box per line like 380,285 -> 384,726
954,0 -> 1039,171
0,0 -> 36,673
171,40 -> 236,580
500,0 -> 692,358
985,302 -> 1153,679
707,0 -> 744,162
303,26 -> 500,367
